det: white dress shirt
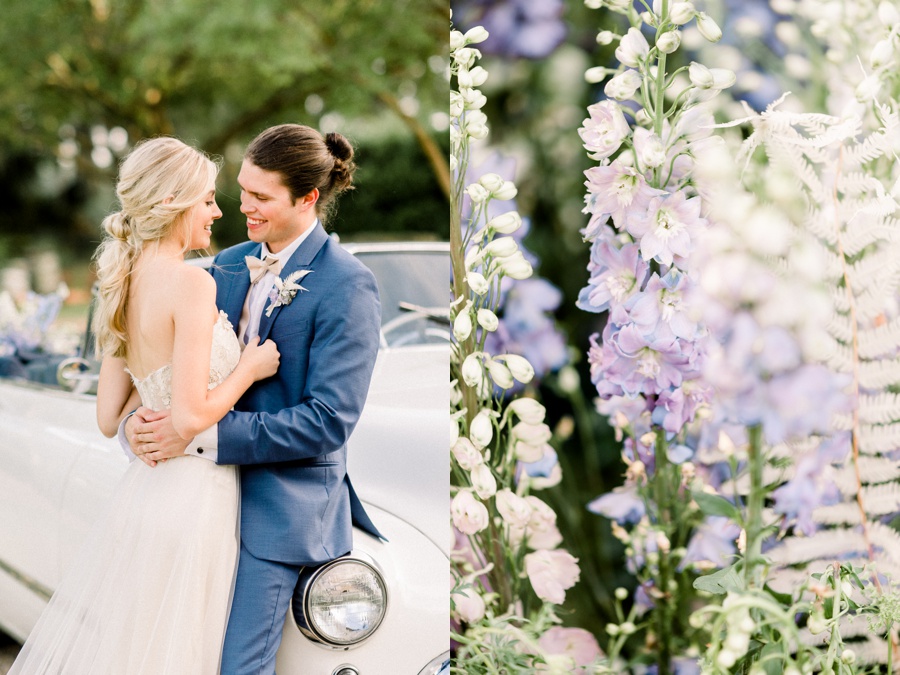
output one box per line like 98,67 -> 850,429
119,221 -> 319,463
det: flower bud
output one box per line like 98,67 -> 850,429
477,308 -> 499,332
478,172 -> 504,191
461,88 -> 486,112
453,47 -> 478,69
450,31 -> 465,51
557,366 -> 580,394
452,437 -> 483,470
870,39 -> 894,69
855,74 -> 882,102
451,490 -> 489,534
501,354 -> 535,383
453,304 -> 473,340
689,62 -> 715,89
615,587 -> 629,601
656,30 -> 681,54
461,353 -> 484,387
639,133 -> 667,169
450,91 -> 464,118
467,271 -> 489,295
471,463 -> 497,498
716,649 -> 737,669
470,409 -> 494,449
464,26 -> 489,45
497,251 -> 533,280
669,2 -> 695,25
466,66 -> 489,87
487,210 -> 523,234
596,30 -> 615,45
615,27 -> 650,68
584,66 -> 609,83
465,183 -> 490,203
807,612 -> 827,635
696,12 -> 723,42
495,488 -> 532,528
604,69 -> 642,100
879,1 -> 900,26
452,584 -> 486,623
492,180 -> 517,201
486,359 -> 515,389
507,398 -> 546,424
619,621 -> 636,635
512,421 -> 552,446
484,236 -> 519,258
841,649 -> 856,665
605,623 -> 620,636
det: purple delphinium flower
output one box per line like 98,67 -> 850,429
624,190 -> 706,268
453,0 -> 567,59
583,161 -> 664,238
587,484 -> 645,524
772,434 -> 850,536
679,516 -> 741,570
621,269 -> 701,341
577,240 -> 649,314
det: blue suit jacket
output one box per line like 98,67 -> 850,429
211,224 -> 382,565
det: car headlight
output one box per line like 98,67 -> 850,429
293,553 -> 388,647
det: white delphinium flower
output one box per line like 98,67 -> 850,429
616,27 -> 650,68
696,12 -> 723,42
477,308 -> 499,332
657,30 -> 682,54
669,2 -> 696,25
605,69 -> 643,100
469,409 -> 494,449
486,210 -> 522,234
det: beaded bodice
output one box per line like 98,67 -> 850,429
127,311 -> 241,411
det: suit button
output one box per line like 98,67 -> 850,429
197,447 -> 204,454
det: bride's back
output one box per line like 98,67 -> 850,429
123,252 -> 185,379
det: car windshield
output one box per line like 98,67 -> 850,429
352,248 -> 450,348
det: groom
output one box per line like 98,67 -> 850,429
121,124 -> 382,674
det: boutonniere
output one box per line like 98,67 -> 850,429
266,270 -> 313,317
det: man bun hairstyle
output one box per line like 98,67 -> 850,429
245,124 -> 356,224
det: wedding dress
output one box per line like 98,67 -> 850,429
11,311 -> 241,675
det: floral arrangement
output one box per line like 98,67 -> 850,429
450,17 -> 602,673
449,0 -> 900,672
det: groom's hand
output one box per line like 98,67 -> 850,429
128,406 -> 192,466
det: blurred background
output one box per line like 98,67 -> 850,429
0,0 -> 448,354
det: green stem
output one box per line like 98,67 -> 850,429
745,424 -> 764,590
654,432 -> 672,675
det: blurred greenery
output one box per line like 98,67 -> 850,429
0,0 -> 448,276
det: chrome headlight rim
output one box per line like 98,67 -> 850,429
294,551 -> 389,648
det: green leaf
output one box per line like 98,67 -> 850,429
693,564 -> 744,595
692,490 -> 741,522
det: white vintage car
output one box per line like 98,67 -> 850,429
0,241 -> 450,675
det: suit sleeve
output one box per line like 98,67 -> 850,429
216,266 -> 381,465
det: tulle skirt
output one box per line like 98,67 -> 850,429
10,455 -> 240,675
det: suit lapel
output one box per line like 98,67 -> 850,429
257,224 -> 329,343
221,244 -> 261,336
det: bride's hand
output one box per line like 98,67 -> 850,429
241,336 -> 280,381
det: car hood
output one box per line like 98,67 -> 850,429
347,345 -> 449,554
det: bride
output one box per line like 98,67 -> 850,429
10,137 -> 280,674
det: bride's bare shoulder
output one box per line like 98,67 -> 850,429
170,263 -> 216,307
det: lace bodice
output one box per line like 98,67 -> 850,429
128,311 -> 241,411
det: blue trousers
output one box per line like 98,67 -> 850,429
220,543 -> 301,675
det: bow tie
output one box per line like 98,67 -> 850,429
245,254 -> 282,284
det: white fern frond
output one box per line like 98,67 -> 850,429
856,422 -> 900,454
859,358 -> 900,389
768,528 -> 867,566
858,316 -> 900,359
859,393 -> 900,425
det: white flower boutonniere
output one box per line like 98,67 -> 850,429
265,270 -> 313,317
